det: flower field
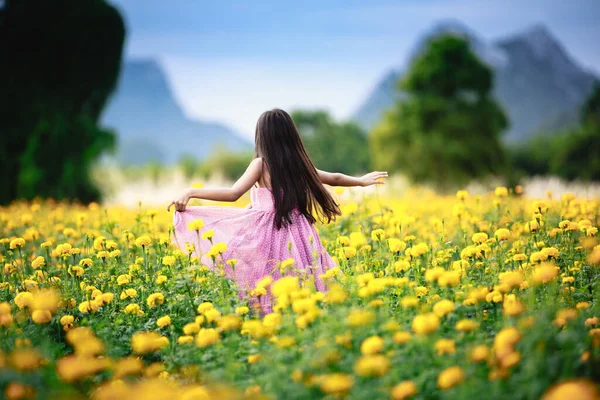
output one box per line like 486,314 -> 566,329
1,188 -> 600,400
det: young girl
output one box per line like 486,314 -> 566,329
168,109 -> 386,312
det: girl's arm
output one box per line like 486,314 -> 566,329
317,169 -> 387,187
167,158 -> 262,212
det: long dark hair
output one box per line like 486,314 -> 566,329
254,109 -> 341,229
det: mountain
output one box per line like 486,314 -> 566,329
353,22 -> 598,142
100,59 -> 251,164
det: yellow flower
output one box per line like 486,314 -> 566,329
146,292 -> 164,307
178,335 -> 194,344
391,381 -> 417,400
434,338 -> 456,355
472,232 -> 488,244
116,274 -> 131,286
131,332 -> 169,354
541,379 -> 599,400
134,235 -> 152,247
156,315 -> 171,327
235,306 -> 250,316
272,276 -> 299,298
354,355 -> 390,377
161,256 -> 176,266
124,303 -> 144,316
433,299 -> 454,317
195,328 -> 220,348
319,373 -> 353,395
531,262 -> 559,285
156,275 -> 168,284
456,190 -> 469,200
494,228 -> 511,241
201,229 -> 214,240
470,345 -> 490,362
188,219 -> 204,232
31,256 -> 45,269
346,309 -> 375,327
456,319 -> 479,332
60,315 -> 75,326
14,292 -> 33,309
412,313 -> 440,335
9,238 -> 26,250
437,366 -> 465,390
197,302 -> 214,313
31,310 -> 52,324
392,331 -> 411,345
494,187 -> 508,197
360,336 -> 384,355
248,354 -> 262,364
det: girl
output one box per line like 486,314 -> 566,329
168,109 -> 387,313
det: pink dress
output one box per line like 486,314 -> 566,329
172,186 -> 334,313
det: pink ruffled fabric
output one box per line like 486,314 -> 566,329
172,187 -> 334,312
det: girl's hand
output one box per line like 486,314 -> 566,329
167,190 -> 191,212
360,171 -> 388,186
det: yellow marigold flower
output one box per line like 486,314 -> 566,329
360,336 -> 384,355
346,309 -> 375,327
531,262 -> 559,285
197,302 -> 214,313
79,258 -> 93,267
146,292 -> 164,307
494,187 -> 508,197
8,348 -> 44,371
78,301 -> 99,314
433,338 -> 455,356
433,299 -> 454,317
470,345 -> 490,362
319,373 -> 353,395
400,296 -> 419,308
499,351 -> 521,369
456,319 -> 479,332
156,315 -> 171,327
31,256 -> 45,269
113,356 -> 143,378
456,190 -> 468,200
576,302 -> 590,310
188,219 -> 204,232
503,294 -> 526,317
196,328 -> 220,348
248,354 -> 262,364
392,331 -> 411,345
203,308 -> 221,323
354,354 -> 390,377
178,335 -> 194,344
472,232 -> 488,244
116,274 -> 131,286
437,366 -> 465,390
412,313 -> 440,335
10,238 -> 26,250
134,235 -> 152,247
156,275 -> 168,284
235,306 -> 250,315
14,292 -> 33,309
272,276 -> 299,298
324,284 -> 348,305
124,303 -> 144,316
31,309 -> 52,324
60,315 -> 75,326
131,332 -> 169,354
541,379 -> 598,400
438,270 -> 461,287
161,256 -> 176,266
494,228 -> 511,241
391,380 -> 417,400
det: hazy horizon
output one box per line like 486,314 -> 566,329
109,0 -> 600,138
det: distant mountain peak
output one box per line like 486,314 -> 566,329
352,20 -> 598,142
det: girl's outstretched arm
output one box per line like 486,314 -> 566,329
317,169 -> 387,187
167,158 -> 262,212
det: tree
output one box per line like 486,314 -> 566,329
292,110 -> 370,175
506,84 -> 600,182
370,35 -> 508,189
0,0 -> 125,204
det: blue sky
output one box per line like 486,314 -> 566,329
109,0 -> 600,137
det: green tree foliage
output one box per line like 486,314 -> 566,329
292,110 -> 370,175
507,84 -> 600,182
369,36 -> 508,189
0,0 -> 125,204
197,149 -> 255,182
